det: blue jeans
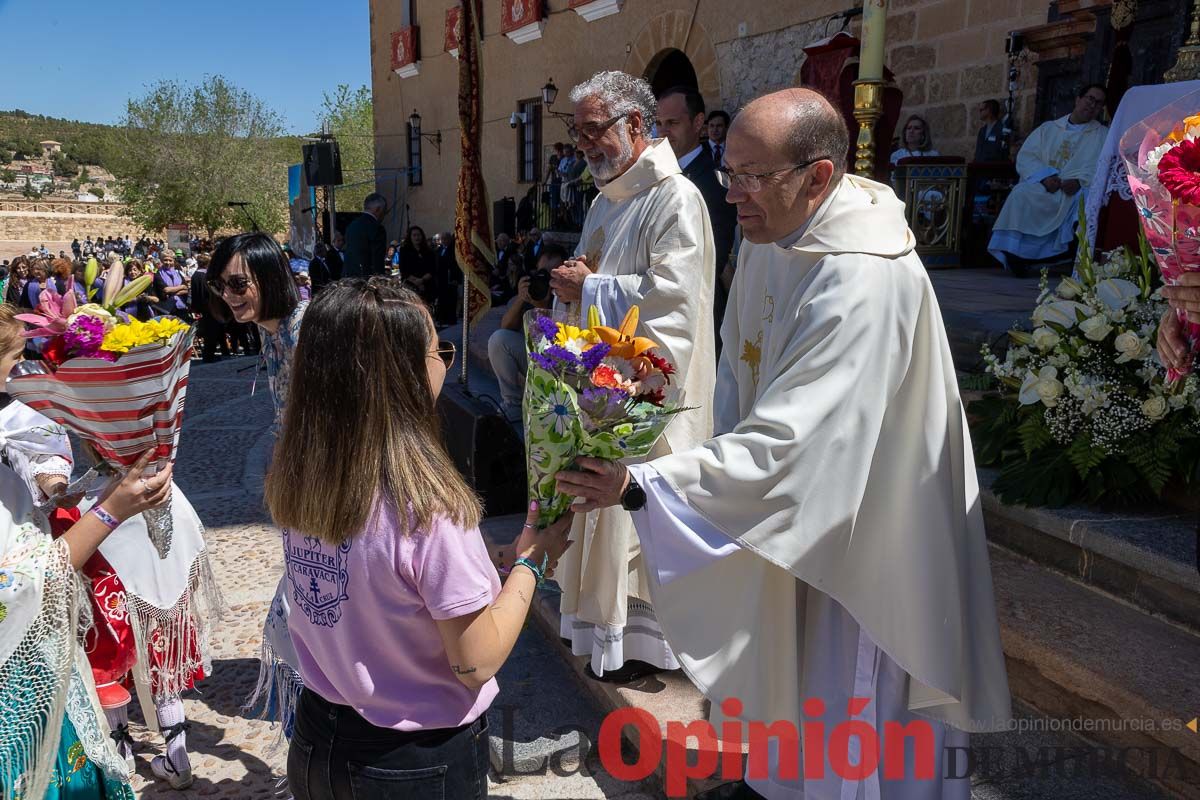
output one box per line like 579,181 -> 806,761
288,689 -> 490,800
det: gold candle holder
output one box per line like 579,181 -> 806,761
1166,0 -> 1200,82
852,79 -> 885,178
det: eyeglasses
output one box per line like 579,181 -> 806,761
567,113 -> 628,144
206,274 -> 254,297
431,340 -> 456,369
716,157 -> 830,193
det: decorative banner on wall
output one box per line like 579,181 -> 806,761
391,25 -> 420,78
501,0 -> 545,42
445,6 -> 462,56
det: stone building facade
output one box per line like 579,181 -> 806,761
367,0 -> 1140,237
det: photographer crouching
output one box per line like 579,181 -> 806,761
487,243 -> 566,423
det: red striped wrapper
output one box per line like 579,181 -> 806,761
8,328 -> 195,471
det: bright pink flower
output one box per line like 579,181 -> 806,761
1158,139 -> 1200,205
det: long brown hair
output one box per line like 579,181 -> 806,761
264,277 -> 480,544
0,304 -> 23,354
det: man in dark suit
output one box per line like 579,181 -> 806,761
656,86 -> 738,334
341,193 -> 389,277
521,227 -> 544,265
189,254 -> 230,363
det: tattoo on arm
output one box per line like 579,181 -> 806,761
452,665 -> 478,676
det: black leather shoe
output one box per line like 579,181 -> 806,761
583,660 -> 664,684
694,780 -> 764,800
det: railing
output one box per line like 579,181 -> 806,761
0,199 -> 126,215
512,182 -> 596,234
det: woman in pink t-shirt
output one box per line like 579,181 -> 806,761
265,278 -> 572,800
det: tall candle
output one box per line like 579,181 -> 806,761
858,0 -> 889,82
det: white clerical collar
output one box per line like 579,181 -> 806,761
677,145 -> 703,170
774,183 -> 843,250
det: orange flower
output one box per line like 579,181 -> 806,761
590,306 -> 658,360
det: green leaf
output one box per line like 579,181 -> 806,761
993,449 -> 1078,507
1017,412 -> 1052,458
1065,434 -> 1106,478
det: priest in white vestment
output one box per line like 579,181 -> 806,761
548,70 -> 717,682
989,84 -> 1108,275
559,89 -> 1013,799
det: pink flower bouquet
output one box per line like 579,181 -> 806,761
1120,90 -> 1200,380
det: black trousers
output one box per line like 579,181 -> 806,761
288,689 -> 490,800
197,316 -> 229,362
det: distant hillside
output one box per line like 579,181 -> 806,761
0,109 -> 307,175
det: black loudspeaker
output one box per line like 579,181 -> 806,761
492,196 -> 515,240
437,383 -> 526,517
303,142 -> 344,187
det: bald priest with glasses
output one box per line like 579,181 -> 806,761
557,88 -> 1012,799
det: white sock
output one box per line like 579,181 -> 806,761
104,706 -> 133,760
155,697 -> 190,772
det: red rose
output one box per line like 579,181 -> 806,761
1157,139 -> 1200,205
41,337 -> 67,369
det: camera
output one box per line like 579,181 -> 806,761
509,111 -> 527,129
527,268 -> 551,302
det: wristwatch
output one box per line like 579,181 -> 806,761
620,472 -> 647,512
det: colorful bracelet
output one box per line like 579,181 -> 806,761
90,505 -> 121,531
512,556 -> 544,585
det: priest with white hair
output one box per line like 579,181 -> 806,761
548,70 -> 717,683
557,88 -> 1012,799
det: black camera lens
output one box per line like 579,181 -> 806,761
528,269 -> 551,302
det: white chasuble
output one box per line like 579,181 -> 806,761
630,176 -> 1012,761
555,138 -> 717,674
988,115 -> 1106,265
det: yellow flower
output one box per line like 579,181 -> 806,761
100,317 -> 189,354
554,324 -> 599,349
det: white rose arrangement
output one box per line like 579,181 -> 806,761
974,226 -> 1200,507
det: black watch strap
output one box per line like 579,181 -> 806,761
621,473 -> 647,512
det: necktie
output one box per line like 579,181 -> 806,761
713,144 -> 723,165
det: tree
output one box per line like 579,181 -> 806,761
92,186 -> 105,199
320,84 -> 374,212
0,169 -> 15,184
111,75 -> 288,237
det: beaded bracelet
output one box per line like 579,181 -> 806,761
91,505 -> 121,531
512,556 -> 545,585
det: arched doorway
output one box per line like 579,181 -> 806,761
645,48 -> 698,96
624,10 -> 722,110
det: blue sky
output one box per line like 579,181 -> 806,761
0,0 -> 371,133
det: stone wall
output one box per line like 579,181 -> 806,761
0,209 -> 155,243
714,18 -> 834,114
882,0 -> 1049,160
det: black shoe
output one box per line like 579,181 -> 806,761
694,780 -> 765,800
583,660 -> 664,684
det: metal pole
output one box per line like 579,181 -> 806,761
460,275 -> 470,389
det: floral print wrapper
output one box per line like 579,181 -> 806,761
1120,89 -> 1200,381
522,309 -> 686,527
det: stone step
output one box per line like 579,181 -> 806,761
988,542 -> 1200,799
980,469 -> 1200,633
480,515 -> 1186,799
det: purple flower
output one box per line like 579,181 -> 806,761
580,342 -> 611,372
533,313 -> 560,342
63,315 -> 107,359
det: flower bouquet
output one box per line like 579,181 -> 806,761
8,257 -> 194,556
972,220 -> 1200,507
524,305 -> 690,526
1120,89 -> 1200,381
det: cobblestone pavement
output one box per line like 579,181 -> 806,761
124,356 -> 652,799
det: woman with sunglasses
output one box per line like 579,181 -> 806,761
267,279 -> 572,800
206,232 -> 309,747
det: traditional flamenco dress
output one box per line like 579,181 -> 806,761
0,395 -> 222,790
0,463 -> 134,800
